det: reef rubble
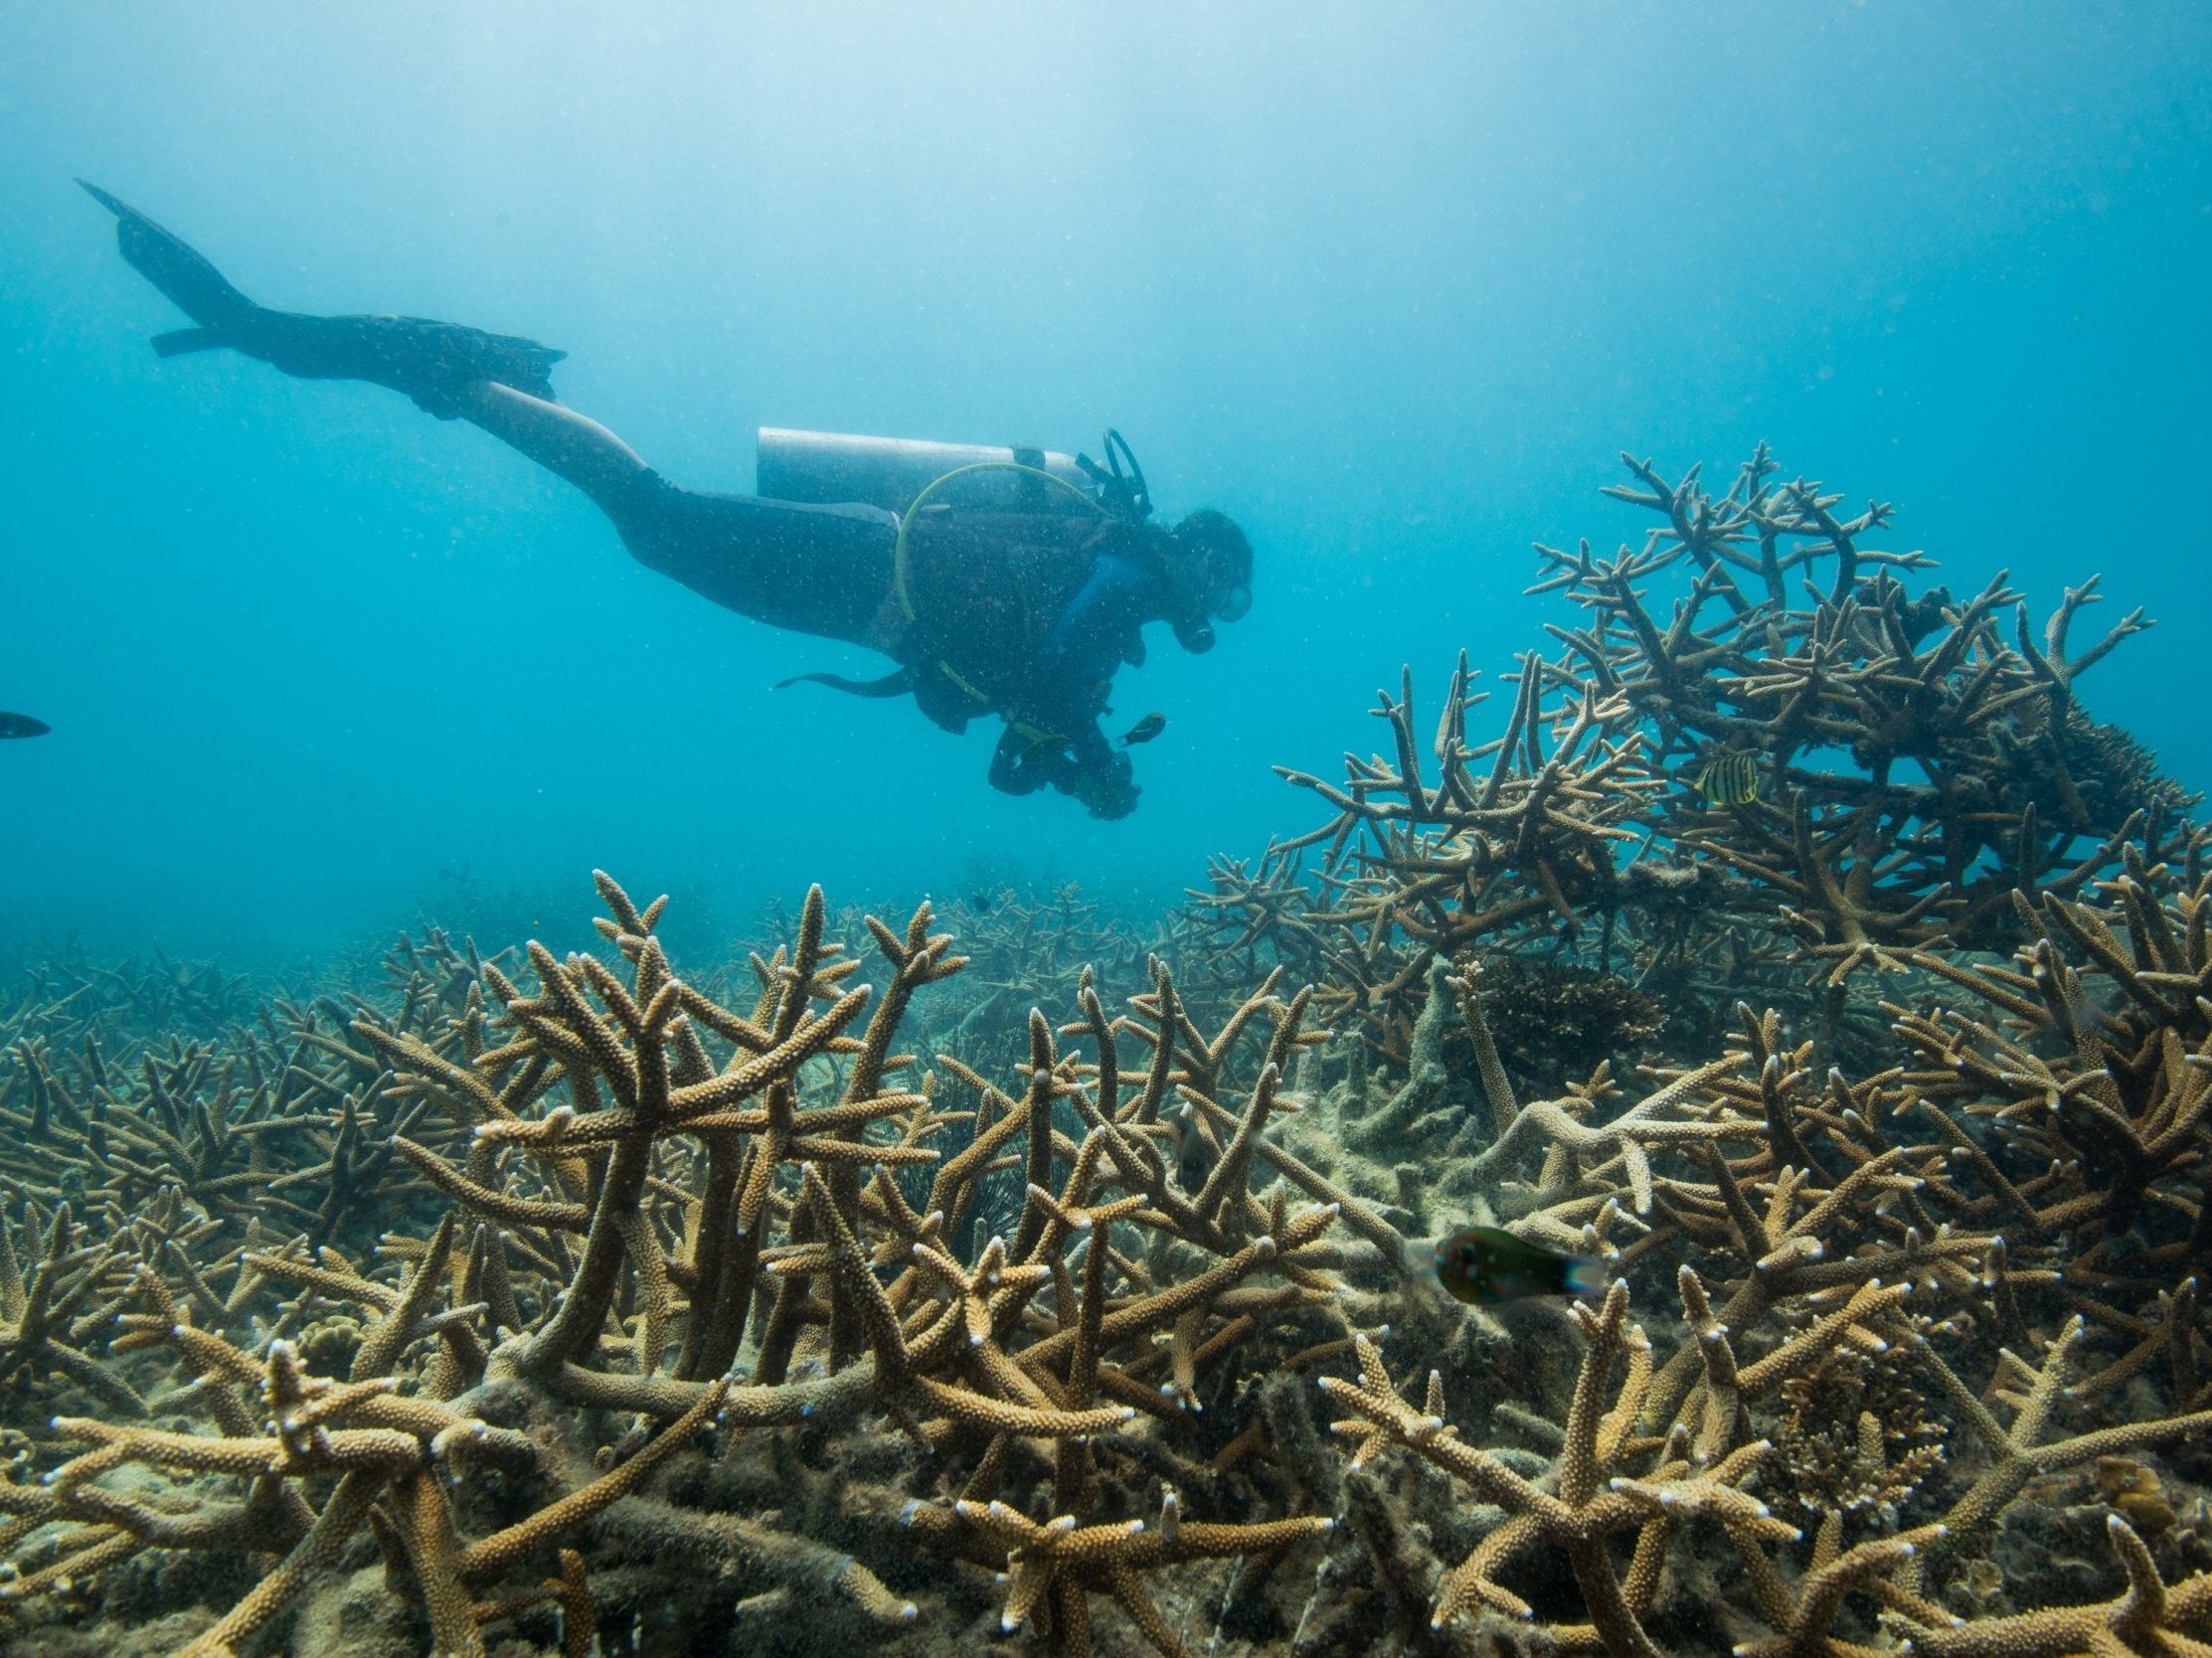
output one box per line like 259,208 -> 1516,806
2,448 -> 2210,1657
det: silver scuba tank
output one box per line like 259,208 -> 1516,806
756,427 -> 1095,517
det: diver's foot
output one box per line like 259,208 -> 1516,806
238,311 -> 569,417
85,181 -> 566,415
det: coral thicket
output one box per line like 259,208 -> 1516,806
4,446 -> 2210,1657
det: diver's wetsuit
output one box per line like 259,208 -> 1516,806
610,469 -> 1167,815
611,471 -> 901,644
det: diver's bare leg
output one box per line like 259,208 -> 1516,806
454,382 -> 649,513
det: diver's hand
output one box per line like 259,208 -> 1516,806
1088,779 -> 1139,820
1075,750 -> 1140,820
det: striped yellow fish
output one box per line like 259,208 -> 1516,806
1694,752 -> 1761,808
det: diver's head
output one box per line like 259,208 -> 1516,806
1162,509 -> 1253,653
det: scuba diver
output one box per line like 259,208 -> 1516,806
82,183 -> 1253,820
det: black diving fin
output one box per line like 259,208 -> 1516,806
0,711 -> 51,740
80,179 -> 257,332
82,180 -> 568,416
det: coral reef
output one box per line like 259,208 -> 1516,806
1191,446 -> 2197,1070
2,446 -> 2208,1657
0,877 -> 1355,1656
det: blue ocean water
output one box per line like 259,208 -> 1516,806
2,3 -> 2207,963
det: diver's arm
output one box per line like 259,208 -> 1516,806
1024,556 -> 1156,729
1041,557 -> 1156,671
1009,556 -> 1156,819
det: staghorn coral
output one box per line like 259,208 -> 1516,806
0,874 -> 1366,1657
1455,952 -> 1664,1096
1176,447 -> 2212,1657
0,446 -> 2207,1658
1896,1514 -> 2212,1656
1185,447 -> 2195,1075
1771,1339 -> 1947,1535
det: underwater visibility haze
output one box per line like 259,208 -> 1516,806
3,5 -> 2212,1657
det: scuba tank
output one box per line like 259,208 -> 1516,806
756,428 -> 1094,516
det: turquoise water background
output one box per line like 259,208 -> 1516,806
2,3 -> 2207,960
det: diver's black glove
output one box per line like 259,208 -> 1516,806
989,727 -> 1138,818
1070,746 -> 1139,821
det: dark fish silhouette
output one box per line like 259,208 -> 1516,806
1694,751 -> 1761,808
82,181 -> 566,416
1120,712 -> 1167,747
1433,1224 -> 1606,1305
0,712 -> 50,740
1169,1100 -> 1218,1192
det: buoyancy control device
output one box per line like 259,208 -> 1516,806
765,426 -> 1161,751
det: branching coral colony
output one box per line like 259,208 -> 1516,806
2,447 -> 2210,1658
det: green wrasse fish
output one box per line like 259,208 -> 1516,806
1120,712 -> 1167,747
1694,751 -> 1761,808
1433,1225 -> 1606,1305
0,711 -> 50,740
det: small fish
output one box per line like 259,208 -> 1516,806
1170,1101 -> 1219,1192
1120,712 -> 1167,747
0,711 -> 50,740
1433,1224 -> 1606,1305
1694,751 -> 1760,808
